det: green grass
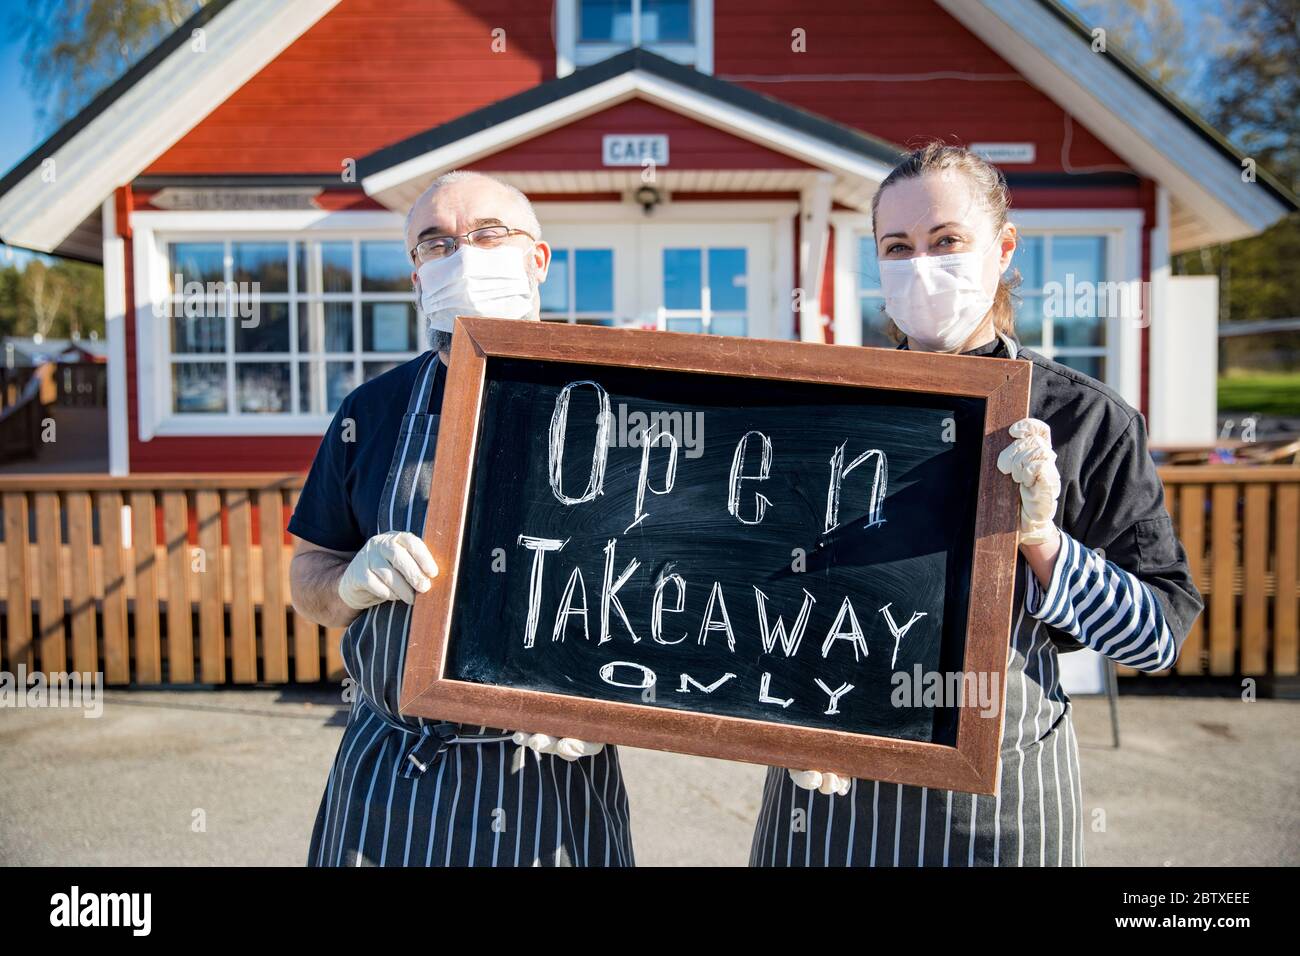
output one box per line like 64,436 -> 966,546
1218,372 -> 1300,416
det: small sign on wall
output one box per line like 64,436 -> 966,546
970,142 -> 1037,164
602,134 -> 670,167
150,187 -> 322,210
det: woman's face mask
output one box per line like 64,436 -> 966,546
416,244 -> 535,333
872,171 -> 1013,353
877,240 -> 1000,352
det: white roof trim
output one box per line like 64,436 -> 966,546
0,0 -> 341,253
938,0 -> 1291,250
361,69 -> 895,210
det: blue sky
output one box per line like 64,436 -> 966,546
0,0 -> 39,179
0,0 -> 1236,190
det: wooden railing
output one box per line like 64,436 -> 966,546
0,466 -> 1296,684
1143,465 -> 1299,679
0,474 -> 344,685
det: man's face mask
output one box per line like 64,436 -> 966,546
416,244 -> 535,333
877,234 -> 1002,352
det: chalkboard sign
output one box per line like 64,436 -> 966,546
401,318 -> 1031,794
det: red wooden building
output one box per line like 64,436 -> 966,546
0,0 -> 1293,474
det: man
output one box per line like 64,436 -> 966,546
289,170 -> 632,867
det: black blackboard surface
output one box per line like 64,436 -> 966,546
444,355 -> 986,745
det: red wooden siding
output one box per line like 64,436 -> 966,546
146,0 -> 556,175
121,0 -> 1157,473
147,0 -> 1129,181
712,0 -> 1130,174
471,99 -> 816,171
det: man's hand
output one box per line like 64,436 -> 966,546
788,769 -> 852,796
338,531 -> 439,611
512,732 -> 605,762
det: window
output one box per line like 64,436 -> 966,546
855,232 -> 1112,378
541,248 -> 617,325
166,237 -> 421,420
662,246 -> 747,336
856,237 -> 890,347
558,0 -> 712,74
1013,234 -> 1108,379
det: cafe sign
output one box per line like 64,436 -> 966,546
602,135 -> 670,167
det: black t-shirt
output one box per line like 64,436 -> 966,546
288,353 -> 446,553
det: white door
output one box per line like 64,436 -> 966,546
538,220 -> 775,338
639,224 -> 774,339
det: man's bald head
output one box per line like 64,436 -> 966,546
404,170 -> 542,260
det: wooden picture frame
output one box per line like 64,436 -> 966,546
400,317 -> 1031,794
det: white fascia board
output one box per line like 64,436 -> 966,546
631,75 -> 893,183
0,0 -> 341,253
364,73 -> 646,200
938,0 -> 1288,246
362,70 -> 893,205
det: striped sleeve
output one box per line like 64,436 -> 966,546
1024,529 -> 1178,672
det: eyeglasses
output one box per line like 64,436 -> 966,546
410,225 -> 536,264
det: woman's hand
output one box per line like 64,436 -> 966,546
788,769 -> 851,797
996,417 -> 1063,585
512,732 -> 605,761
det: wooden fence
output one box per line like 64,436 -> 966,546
1143,465 -> 1298,679
0,474 -> 344,685
0,466 -> 1296,684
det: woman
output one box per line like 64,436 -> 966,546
749,143 -> 1203,867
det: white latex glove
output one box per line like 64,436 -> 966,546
788,769 -> 852,797
512,732 -> 605,762
337,531 -> 439,611
995,417 -> 1062,547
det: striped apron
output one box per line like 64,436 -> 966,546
749,562 -> 1086,867
749,334 -> 1086,867
307,351 -> 636,867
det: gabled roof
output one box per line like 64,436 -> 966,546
357,47 -> 903,210
940,0 -> 1297,250
0,0 -> 238,202
0,0 -> 342,258
1033,0 -> 1296,213
0,0 -> 1293,260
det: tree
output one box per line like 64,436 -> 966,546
1071,0 -> 1196,97
17,0 -> 208,129
1072,0 -> 1299,373
1201,0 -> 1299,190
0,257 -> 105,341
1170,0 -> 1300,370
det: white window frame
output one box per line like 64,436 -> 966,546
556,0 -> 713,77
541,244 -> 621,326
132,209 -> 419,439
832,209 -> 1144,407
